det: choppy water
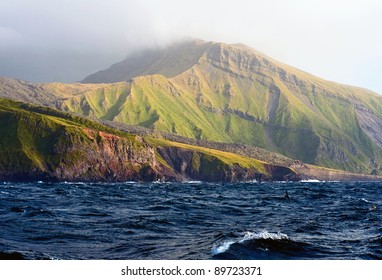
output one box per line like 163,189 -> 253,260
0,181 -> 381,260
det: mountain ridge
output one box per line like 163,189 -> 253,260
2,39 -> 382,176
81,40 -> 212,83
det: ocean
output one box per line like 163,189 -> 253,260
0,181 -> 381,260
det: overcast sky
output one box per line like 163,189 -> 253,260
0,0 -> 381,93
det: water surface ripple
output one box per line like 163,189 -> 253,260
0,181 -> 381,259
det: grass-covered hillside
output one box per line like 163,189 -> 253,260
0,97 -> 297,182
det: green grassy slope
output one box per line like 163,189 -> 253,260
1,97 -> 286,181
0,97 -> 132,178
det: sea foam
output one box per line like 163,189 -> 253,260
212,230 -> 289,255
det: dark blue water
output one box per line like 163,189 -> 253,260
1,181 -> 381,260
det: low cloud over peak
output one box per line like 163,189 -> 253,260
0,0 -> 381,93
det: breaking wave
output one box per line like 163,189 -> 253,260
212,231 -> 289,255
211,231 -> 323,259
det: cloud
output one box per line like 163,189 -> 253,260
0,26 -> 23,47
0,0 -> 381,93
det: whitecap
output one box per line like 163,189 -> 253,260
211,230 -> 289,256
211,241 -> 235,255
241,231 -> 289,242
300,179 -> 321,183
183,181 -> 203,184
62,181 -> 86,185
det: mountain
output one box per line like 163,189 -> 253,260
2,40 -> 382,176
0,97 -> 301,182
78,40 -> 382,175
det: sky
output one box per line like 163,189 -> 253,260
0,0 -> 381,93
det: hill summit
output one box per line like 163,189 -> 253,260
81,40 -> 211,83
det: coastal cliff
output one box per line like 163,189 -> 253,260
0,98 -> 299,182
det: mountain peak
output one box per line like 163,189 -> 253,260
81,39 -> 286,85
81,40 -> 212,83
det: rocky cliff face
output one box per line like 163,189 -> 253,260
48,130 -> 174,182
157,146 -> 300,182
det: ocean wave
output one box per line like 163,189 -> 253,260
61,181 -> 87,185
300,179 -> 322,183
212,230 -> 289,255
